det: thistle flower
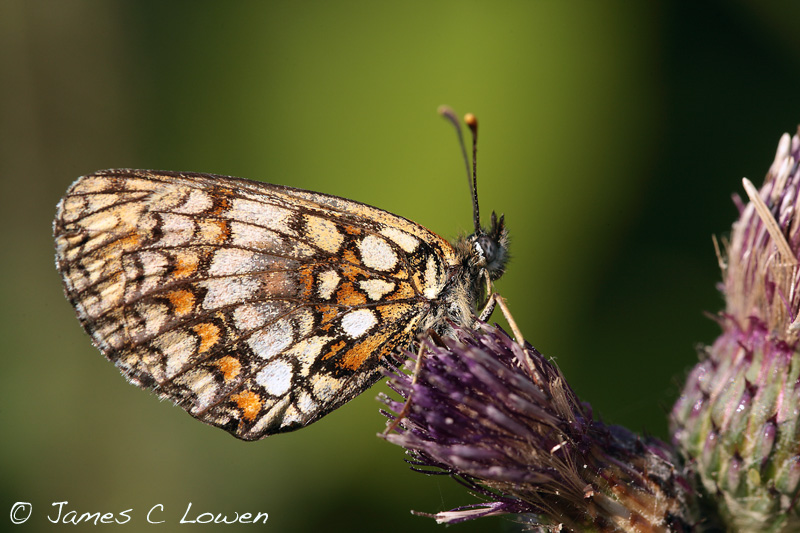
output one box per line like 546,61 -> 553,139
671,129 -> 800,531
381,323 -> 694,532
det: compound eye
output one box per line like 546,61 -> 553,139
476,234 -> 507,280
477,235 -> 498,264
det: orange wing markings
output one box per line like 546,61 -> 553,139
321,340 -> 347,361
166,289 -> 195,316
335,282 -> 367,307
193,322 -> 222,354
231,390 -> 262,422
338,329 -> 393,371
214,355 -> 242,382
171,253 -> 201,280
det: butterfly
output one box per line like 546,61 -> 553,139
53,108 -> 512,441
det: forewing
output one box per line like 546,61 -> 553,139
54,169 -> 456,440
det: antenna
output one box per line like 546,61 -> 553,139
438,106 -> 481,232
465,113 -> 479,233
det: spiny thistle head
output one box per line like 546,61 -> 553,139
671,129 -> 800,531
381,323 -> 694,532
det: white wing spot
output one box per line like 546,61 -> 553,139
281,405 -> 303,426
176,369 -> 219,412
233,301 -> 287,331
341,308 -> 377,338
230,198 -> 297,237
173,189 -> 213,214
285,335 -> 333,377
249,396 -> 291,434
138,301 -> 170,337
317,269 -> 341,300
208,248 -> 279,276
312,374 -> 343,402
200,276 -> 259,309
256,360 -> 293,396
296,390 -> 318,414
423,255 -> 444,299
358,279 -> 395,300
358,234 -> 397,271
158,213 -> 195,247
230,221 -> 280,249
304,215 -> 344,253
152,330 -> 198,378
380,226 -> 419,253
247,319 -> 293,359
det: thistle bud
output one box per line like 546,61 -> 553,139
671,130 -> 800,531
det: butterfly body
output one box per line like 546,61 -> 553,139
54,169 -> 508,440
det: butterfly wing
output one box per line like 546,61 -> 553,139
54,169 -> 458,440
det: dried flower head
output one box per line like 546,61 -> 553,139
382,323 -> 693,532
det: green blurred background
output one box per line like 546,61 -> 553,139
3,1 -> 800,531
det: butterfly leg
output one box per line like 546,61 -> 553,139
493,294 -> 525,347
478,288 -> 497,322
478,273 -> 525,347
382,339 -> 430,435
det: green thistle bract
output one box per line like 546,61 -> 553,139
671,130 -> 800,531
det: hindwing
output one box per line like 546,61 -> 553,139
54,169 -> 458,440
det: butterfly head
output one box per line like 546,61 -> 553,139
437,107 -> 510,283
471,211 -> 509,281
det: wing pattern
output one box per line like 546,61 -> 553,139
54,169 -> 458,439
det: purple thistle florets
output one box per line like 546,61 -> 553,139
381,323 -> 693,532
380,125 -> 800,532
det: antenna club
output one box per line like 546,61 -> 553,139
465,113 -> 478,139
